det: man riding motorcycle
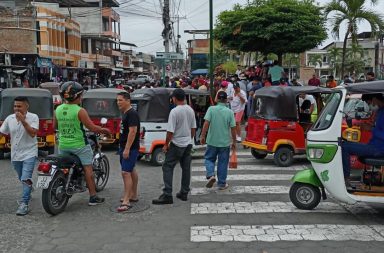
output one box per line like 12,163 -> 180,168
54,81 -> 111,206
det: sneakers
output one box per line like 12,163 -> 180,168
218,183 -> 229,190
206,176 -> 216,188
16,202 -> 29,216
88,195 -> 105,206
152,194 -> 173,205
176,192 -> 188,201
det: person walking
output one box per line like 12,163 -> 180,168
0,97 -> 39,216
231,83 -> 247,142
200,91 -> 237,190
152,89 -> 196,204
116,92 -> 141,212
308,74 -> 321,86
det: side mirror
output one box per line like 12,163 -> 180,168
100,117 -> 108,125
346,116 -> 353,128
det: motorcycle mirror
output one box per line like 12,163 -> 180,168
100,117 -> 108,125
346,116 -> 353,128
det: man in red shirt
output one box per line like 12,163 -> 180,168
308,74 -> 321,86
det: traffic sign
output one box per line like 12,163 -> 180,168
165,64 -> 172,72
156,52 -> 184,60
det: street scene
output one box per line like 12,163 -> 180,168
1,0 -> 384,252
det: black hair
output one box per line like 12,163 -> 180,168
14,96 -> 29,104
117,92 -> 131,100
362,93 -> 384,102
367,71 -> 375,77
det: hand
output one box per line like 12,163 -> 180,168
231,143 -> 237,150
200,136 -> 206,145
15,112 -> 26,123
162,144 -> 169,153
123,148 -> 130,159
101,128 -> 111,135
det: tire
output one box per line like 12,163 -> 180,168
289,182 -> 321,210
41,172 -> 69,215
251,149 -> 268,159
151,147 -> 166,166
274,147 -> 294,167
94,155 -> 110,192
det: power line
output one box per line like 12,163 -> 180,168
136,38 -> 163,48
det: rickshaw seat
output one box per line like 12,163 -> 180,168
46,154 -> 83,167
359,157 -> 384,167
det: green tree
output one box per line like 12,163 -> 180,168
345,42 -> 371,76
324,0 -> 384,78
214,0 -> 327,63
327,47 -> 342,77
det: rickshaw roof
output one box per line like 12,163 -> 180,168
255,86 -> 331,99
39,82 -> 60,88
82,88 -> 127,99
2,88 -> 52,97
344,80 -> 384,94
131,88 -> 210,100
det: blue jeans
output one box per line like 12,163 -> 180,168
12,156 -> 37,204
204,145 -> 230,187
342,141 -> 384,178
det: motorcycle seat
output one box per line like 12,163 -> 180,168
359,157 -> 384,167
46,154 -> 83,167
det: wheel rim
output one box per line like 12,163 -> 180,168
295,186 -> 315,204
280,153 -> 288,162
156,152 -> 166,164
50,176 -> 67,209
94,158 -> 108,188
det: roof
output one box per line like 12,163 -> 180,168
255,86 -> 331,99
344,80 -> 384,94
1,88 -> 52,97
130,88 -> 210,100
82,88 -> 127,99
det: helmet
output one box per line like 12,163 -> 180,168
60,81 -> 84,102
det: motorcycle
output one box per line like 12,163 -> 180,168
36,128 -> 110,215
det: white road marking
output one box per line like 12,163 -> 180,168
191,201 -> 377,214
191,186 -> 290,195
191,224 -> 384,242
191,174 -> 292,182
191,165 -> 304,172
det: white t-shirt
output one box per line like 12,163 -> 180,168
299,94 -> 317,108
230,90 -> 248,113
167,104 -> 197,147
0,112 -> 39,161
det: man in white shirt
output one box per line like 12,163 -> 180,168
0,97 -> 39,216
299,93 -> 318,122
231,83 -> 247,142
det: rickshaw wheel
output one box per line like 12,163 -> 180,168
151,147 -> 166,166
251,149 -> 267,159
289,182 -> 321,210
274,147 -> 294,167
0,151 -> 4,160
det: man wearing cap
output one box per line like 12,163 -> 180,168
200,91 -> 237,190
152,88 -> 196,204
231,83 -> 247,142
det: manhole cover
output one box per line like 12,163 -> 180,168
110,201 -> 150,214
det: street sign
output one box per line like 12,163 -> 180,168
165,64 -> 172,72
156,52 -> 184,60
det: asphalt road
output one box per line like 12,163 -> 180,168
1,147 -> 384,253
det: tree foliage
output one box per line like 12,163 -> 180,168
214,0 -> 327,62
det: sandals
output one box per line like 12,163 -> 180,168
120,198 -> 139,203
117,204 -> 132,212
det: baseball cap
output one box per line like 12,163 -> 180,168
221,80 -> 228,87
171,88 -> 185,101
217,91 -> 227,100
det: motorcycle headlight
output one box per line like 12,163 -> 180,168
308,148 -> 324,159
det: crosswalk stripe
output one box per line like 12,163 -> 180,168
191,174 -> 292,182
191,166 -> 304,172
191,201 -> 377,215
191,185 -> 290,195
191,224 -> 384,242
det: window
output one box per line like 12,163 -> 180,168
322,55 -> 328,63
312,92 -> 342,131
81,39 -> 88,53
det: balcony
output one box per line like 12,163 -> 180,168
103,48 -> 122,57
102,31 -> 120,40
102,8 -> 120,21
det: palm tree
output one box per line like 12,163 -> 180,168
345,42 -> 370,76
324,0 -> 384,78
327,47 -> 342,77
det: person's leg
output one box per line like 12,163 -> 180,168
121,171 -> 133,205
179,144 -> 192,195
130,169 -> 139,200
217,146 -> 230,187
204,145 -> 218,179
20,157 -> 36,205
126,149 -> 139,201
162,143 -> 181,196
12,161 -> 23,181
84,165 -> 97,196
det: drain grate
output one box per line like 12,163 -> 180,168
110,200 -> 150,213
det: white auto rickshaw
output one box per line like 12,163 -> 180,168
290,81 -> 384,209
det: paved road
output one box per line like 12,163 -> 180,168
1,147 -> 384,253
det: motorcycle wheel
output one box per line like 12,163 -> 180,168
94,155 -> 110,192
289,182 -> 321,210
42,172 -> 69,215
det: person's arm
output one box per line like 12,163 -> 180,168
163,131 -> 174,152
163,110 -> 176,152
17,112 -> 38,138
78,108 -> 110,134
200,120 -> 210,145
231,126 -> 237,150
123,126 -> 137,159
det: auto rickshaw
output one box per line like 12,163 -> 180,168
130,88 -> 213,166
242,86 -> 331,167
290,81 -> 384,210
0,88 -> 55,158
82,88 -> 127,145
39,82 -> 62,109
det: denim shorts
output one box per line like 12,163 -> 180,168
59,144 -> 93,166
119,148 -> 139,172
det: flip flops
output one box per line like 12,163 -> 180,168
120,198 -> 139,203
117,204 -> 132,212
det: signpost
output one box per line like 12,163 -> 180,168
156,52 -> 184,86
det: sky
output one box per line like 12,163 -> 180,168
117,0 -> 384,55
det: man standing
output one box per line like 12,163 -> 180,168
0,97 -> 39,216
231,83 -> 247,142
200,91 -> 237,190
152,89 -> 196,204
247,77 -> 263,117
268,60 -> 284,86
326,75 -> 337,88
366,71 -> 376,81
308,74 -> 321,86
116,92 -> 141,212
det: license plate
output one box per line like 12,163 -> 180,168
36,175 -> 52,189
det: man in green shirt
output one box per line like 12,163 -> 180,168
200,91 -> 236,190
55,82 -> 111,206
268,60 -> 284,86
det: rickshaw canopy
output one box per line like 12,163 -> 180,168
0,88 -> 53,120
344,80 -> 384,94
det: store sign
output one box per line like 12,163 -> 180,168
116,61 -> 124,68
79,60 -> 86,68
37,57 -> 52,68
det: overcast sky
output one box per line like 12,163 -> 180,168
117,0 -> 384,55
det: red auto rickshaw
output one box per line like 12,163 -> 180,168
242,86 -> 331,167
82,88 -> 127,145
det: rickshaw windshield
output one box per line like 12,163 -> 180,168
312,92 -> 342,131
0,97 -> 53,120
82,98 -> 120,118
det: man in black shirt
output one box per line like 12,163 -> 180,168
116,92 -> 141,212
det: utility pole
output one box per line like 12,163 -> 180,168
209,0 -> 214,93
162,0 -> 170,53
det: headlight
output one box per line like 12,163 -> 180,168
308,148 -> 324,159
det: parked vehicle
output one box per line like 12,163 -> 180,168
39,82 -> 62,108
0,88 -> 55,158
242,86 -> 331,167
289,81 -> 384,210
36,127 -> 110,215
130,88 -> 213,166
82,88 -> 127,145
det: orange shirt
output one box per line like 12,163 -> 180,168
327,80 -> 337,88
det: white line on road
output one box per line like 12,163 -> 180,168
191,166 -> 304,172
191,201 -> 377,215
191,174 -> 292,182
191,186 -> 290,195
191,224 -> 384,242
